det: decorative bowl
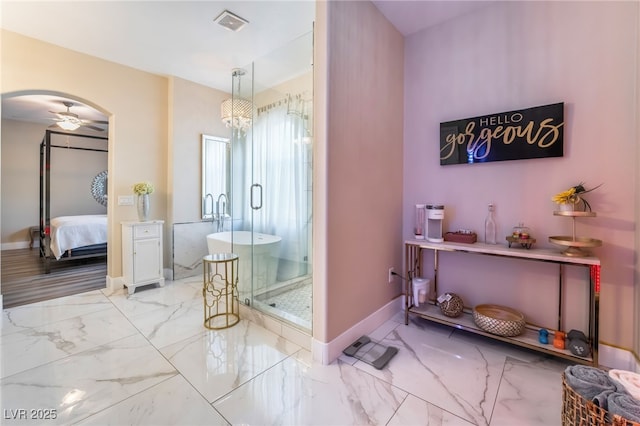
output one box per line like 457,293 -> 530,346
473,304 -> 525,337
438,293 -> 464,317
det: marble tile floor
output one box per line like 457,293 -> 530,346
1,277 -> 571,425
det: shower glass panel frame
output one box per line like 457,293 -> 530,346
230,31 -> 313,333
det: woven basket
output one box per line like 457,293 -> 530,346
562,373 -> 640,426
472,304 -> 525,337
439,293 -> 464,317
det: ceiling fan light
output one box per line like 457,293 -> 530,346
57,120 -> 80,131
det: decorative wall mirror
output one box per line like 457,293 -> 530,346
201,134 -> 230,220
91,170 -> 108,206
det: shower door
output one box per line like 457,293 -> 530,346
233,31 -> 313,333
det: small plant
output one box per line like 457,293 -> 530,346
133,182 -> 154,195
551,182 -> 602,212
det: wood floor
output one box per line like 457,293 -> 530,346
1,248 -> 106,309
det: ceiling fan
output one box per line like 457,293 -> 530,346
49,101 -> 107,132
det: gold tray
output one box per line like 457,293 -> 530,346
506,236 -> 536,249
553,211 -> 597,217
472,304 -> 525,337
549,236 -> 602,257
549,236 -> 602,247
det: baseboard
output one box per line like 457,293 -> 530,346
312,296 -> 403,365
309,297 -> 640,371
1,241 -> 33,251
599,344 -> 640,371
164,267 -> 173,281
106,275 -> 124,293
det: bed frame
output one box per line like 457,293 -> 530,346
39,130 -> 108,273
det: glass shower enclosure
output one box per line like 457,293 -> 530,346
229,32 -> 313,333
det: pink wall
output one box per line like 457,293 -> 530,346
324,1 -> 404,341
403,2 -> 638,351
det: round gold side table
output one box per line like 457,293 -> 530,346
203,253 -> 240,329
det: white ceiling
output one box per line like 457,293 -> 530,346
0,0 -> 493,128
372,0 -> 494,37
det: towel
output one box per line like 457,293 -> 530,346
607,391 -> 640,422
565,365 -> 618,409
609,369 -> 640,401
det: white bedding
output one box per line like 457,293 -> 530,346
49,214 -> 107,260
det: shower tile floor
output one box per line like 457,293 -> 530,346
257,277 -> 312,326
1,276 -> 573,425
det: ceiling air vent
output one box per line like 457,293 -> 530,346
214,10 -> 249,32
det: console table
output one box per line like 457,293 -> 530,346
404,239 -> 601,366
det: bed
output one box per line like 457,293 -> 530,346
48,214 -> 107,260
39,130 -> 108,273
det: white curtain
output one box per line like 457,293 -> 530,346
244,96 -> 312,280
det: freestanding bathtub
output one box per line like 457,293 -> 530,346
206,231 -> 282,303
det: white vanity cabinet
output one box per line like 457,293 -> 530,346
121,221 -> 165,295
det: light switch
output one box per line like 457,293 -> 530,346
118,195 -> 134,206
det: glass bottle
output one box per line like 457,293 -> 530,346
414,204 -> 425,239
485,203 -> 496,244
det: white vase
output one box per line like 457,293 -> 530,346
558,203 -> 574,212
137,194 -> 150,221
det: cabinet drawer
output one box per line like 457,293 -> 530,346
134,224 -> 159,239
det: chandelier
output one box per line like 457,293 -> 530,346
220,97 -> 252,131
221,68 -> 253,132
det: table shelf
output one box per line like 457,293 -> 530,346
409,303 -> 593,365
404,239 -> 601,366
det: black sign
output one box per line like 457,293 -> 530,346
440,103 -> 564,165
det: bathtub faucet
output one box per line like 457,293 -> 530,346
216,193 -> 228,232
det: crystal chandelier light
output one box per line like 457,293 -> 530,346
221,68 -> 253,132
221,97 -> 253,131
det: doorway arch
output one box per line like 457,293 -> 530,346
1,90 -> 112,307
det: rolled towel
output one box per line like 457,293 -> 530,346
609,369 -> 640,401
565,365 -> 617,409
607,391 -> 640,422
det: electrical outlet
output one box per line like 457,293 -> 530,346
388,267 -> 395,283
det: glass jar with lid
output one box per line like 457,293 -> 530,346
512,223 -> 531,239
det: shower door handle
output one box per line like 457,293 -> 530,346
250,183 -> 263,210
